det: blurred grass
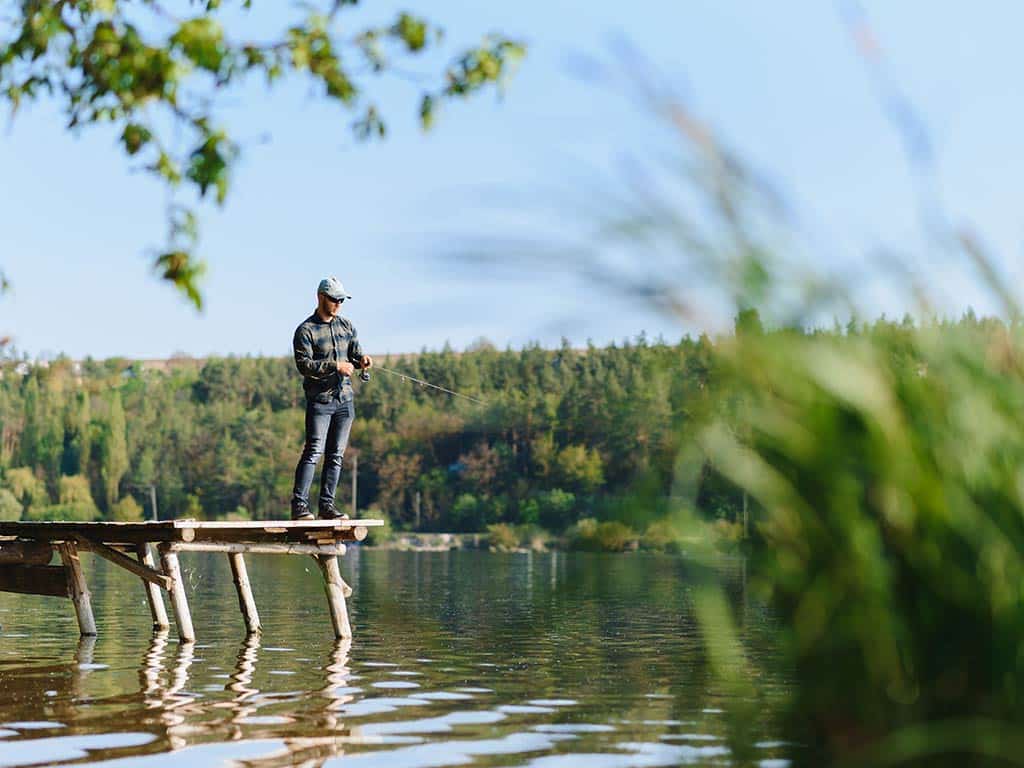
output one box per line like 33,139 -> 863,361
556,24 -> 1024,765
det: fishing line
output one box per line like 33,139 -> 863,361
372,365 -> 487,406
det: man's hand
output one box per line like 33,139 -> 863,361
360,355 -> 374,370
337,360 -> 356,377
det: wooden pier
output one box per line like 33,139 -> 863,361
0,519 -> 382,641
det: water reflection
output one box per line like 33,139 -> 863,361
0,551 -> 794,767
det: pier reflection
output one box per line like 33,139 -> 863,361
230,638 -> 360,768
0,551 -> 788,768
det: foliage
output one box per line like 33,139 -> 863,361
99,391 -> 129,513
692,320 -> 1024,762
485,522 -> 518,551
640,519 -> 683,552
4,465 -> 47,507
486,522 -> 549,551
25,502 -> 95,522
0,2 -> 524,306
58,473 -> 100,520
0,336 -> 799,529
0,487 -> 21,521
110,495 -> 143,522
566,517 -> 639,552
364,508 -> 393,544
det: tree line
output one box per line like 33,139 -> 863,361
0,330 -> 741,534
1,311 -> 983,538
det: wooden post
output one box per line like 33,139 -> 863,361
316,555 -> 352,639
158,544 -> 196,643
136,543 -> 170,631
228,552 -> 261,635
58,541 -> 96,636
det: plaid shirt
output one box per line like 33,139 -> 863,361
293,313 -> 364,402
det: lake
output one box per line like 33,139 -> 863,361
0,549 -> 794,767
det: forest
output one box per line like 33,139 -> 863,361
0,309 -> 993,546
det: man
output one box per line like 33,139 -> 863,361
290,277 -> 373,521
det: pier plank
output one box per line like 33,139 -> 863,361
0,541 -> 54,566
0,517 -> 381,641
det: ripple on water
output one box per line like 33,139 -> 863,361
1,721 -> 66,730
522,741 -> 731,768
0,550 -> 793,767
498,704 -> 555,714
535,724 -> 616,734
319,732 -> 561,768
340,696 -> 430,717
409,692 -> 475,701
360,709 -> 506,735
0,733 -> 155,768
527,699 -> 576,707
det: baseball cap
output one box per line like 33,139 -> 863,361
318,276 -> 352,301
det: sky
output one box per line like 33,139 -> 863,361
3,1 -> 1024,359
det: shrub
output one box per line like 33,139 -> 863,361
535,488 -> 576,531
110,496 -> 144,522
58,475 -> 100,520
5,467 -> 48,507
449,493 -> 480,531
25,503 -> 96,522
0,488 -> 22,521
567,518 -> 639,552
516,524 -> 550,551
486,522 -> 518,551
593,521 -> 638,552
565,517 -> 598,550
224,505 -> 250,521
641,519 -> 683,552
364,508 -> 393,544
710,519 -> 743,549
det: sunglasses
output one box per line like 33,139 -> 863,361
322,294 -> 344,305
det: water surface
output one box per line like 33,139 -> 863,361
0,550 -> 792,766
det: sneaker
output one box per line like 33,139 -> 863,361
318,504 -> 350,521
291,503 -> 314,521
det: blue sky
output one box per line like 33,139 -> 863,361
2,1 -> 1023,359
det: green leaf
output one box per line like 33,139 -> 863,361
392,13 -> 429,52
419,93 -> 435,131
171,18 -> 226,73
153,250 -> 206,309
120,123 -> 152,155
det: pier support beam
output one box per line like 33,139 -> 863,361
58,541 -> 96,637
316,555 -> 352,639
158,544 -> 196,643
229,552 -> 261,635
136,543 -> 170,631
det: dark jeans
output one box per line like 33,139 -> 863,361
291,394 -> 355,512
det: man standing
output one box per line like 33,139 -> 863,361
290,277 -> 373,521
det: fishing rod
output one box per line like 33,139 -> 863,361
358,364 -> 487,406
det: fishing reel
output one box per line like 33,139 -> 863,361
359,368 -> 370,382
